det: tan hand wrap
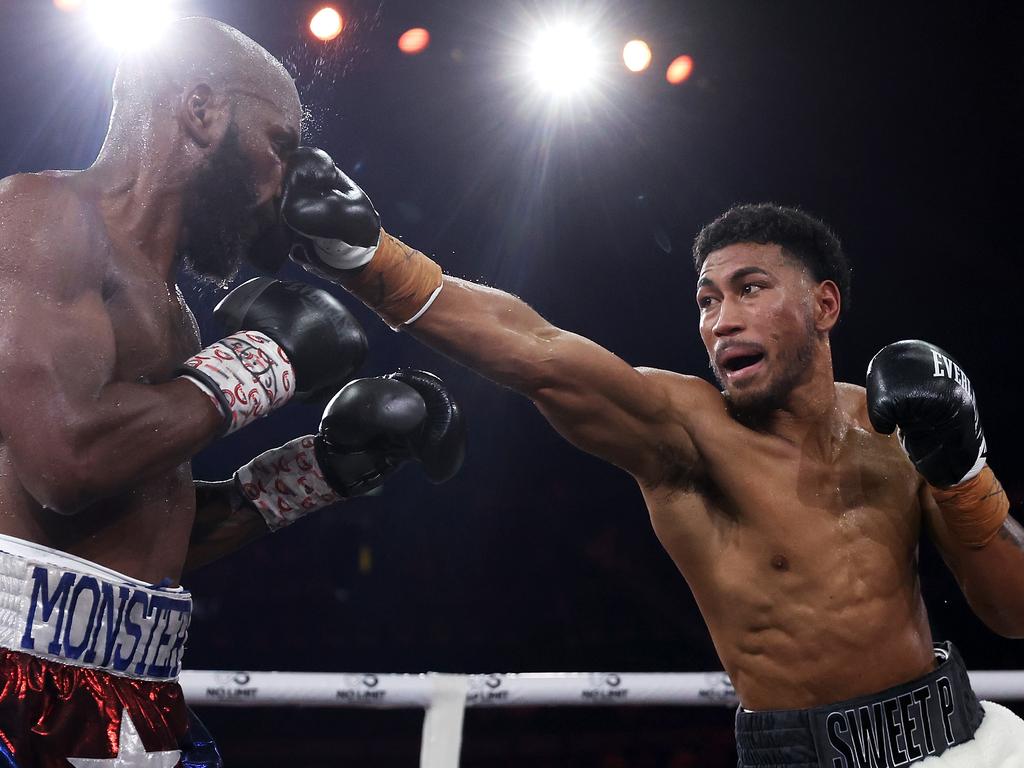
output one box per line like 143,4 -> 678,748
931,465 -> 1010,548
339,230 -> 443,330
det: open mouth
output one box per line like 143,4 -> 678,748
722,353 -> 764,373
715,347 -> 766,382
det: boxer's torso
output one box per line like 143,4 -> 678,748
639,378 -> 936,711
0,172 -> 201,584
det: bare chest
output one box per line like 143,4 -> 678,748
103,268 -> 201,384
647,424 -> 923,572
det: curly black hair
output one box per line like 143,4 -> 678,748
692,203 -> 852,315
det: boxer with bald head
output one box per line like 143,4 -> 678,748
0,19 -> 465,767
277,147 -> 1024,767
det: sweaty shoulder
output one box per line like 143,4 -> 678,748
628,368 -> 725,489
0,173 -> 105,294
836,381 -> 874,431
635,367 -> 727,418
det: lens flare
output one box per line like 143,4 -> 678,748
87,0 -> 173,51
622,39 -> 652,73
527,22 -> 600,96
666,54 -> 694,85
398,27 -> 430,55
310,7 -> 343,42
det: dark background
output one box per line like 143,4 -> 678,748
1,1 -> 1022,765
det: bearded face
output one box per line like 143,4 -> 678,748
178,121 -> 261,286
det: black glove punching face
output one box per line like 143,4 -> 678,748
281,147 -> 383,278
866,340 -> 986,487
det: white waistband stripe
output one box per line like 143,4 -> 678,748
0,547 -> 191,681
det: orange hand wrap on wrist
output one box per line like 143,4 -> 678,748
339,230 -> 443,330
930,465 -> 1010,548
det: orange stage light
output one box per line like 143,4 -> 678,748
666,54 -> 694,85
53,0 -> 83,11
310,7 -> 343,42
398,27 -> 430,55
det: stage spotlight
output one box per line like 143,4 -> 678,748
53,0 -> 84,12
527,22 -> 600,97
87,0 -> 173,51
622,39 -> 651,73
666,54 -> 694,85
398,27 -> 430,55
310,7 -> 343,42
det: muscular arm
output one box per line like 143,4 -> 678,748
406,276 -> 712,484
922,481 -> 1024,638
0,176 -> 223,514
183,481 -> 268,572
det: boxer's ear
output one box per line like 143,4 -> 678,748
180,84 -> 228,147
813,279 -> 841,333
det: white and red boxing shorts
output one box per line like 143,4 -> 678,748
0,534 -> 216,767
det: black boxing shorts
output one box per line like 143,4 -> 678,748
735,642 -> 984,768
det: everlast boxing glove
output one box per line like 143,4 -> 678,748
866,339 -> 985,488
867,339 -> 1009,547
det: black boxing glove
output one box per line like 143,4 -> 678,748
178,279 -> 367,433
866,339 -> 986,488
280,146 -> 382,281
232,370 -> 465,530
315,369 -> 466,495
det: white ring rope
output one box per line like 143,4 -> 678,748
180,670 -> 1024,768
180,669 -> 1024,708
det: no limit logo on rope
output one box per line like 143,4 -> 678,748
467,674 -> 509,703
204,672 -> 259,701
336,673 -> 387,702
581,673 -> 628,702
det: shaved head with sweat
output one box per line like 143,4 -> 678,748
95,17 -> 302,284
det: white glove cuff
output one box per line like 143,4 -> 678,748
958,438 -> 988,485
309,230 -> 380,271
179,331 -> 295,435
234,436 -> 343,531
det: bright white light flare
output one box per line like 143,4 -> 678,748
86,0 -> 173,51
527,22 -> 600,97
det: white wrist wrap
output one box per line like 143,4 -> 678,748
308,230 -> 380,271
179,331 -> 295,435
234,436 -> 342,530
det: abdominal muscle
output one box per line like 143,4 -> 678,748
651,491 -> 937,711
701,547 -> 937,711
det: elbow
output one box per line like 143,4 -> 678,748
967,599 -> 1024,639
981,613 -> 1024,640
19,448 -> 98,516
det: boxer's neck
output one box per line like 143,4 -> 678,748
87,128 -> 191,282
755,342 -> 846,459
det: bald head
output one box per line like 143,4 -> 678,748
96,18 -> 304,286
111,17 -> 299,121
